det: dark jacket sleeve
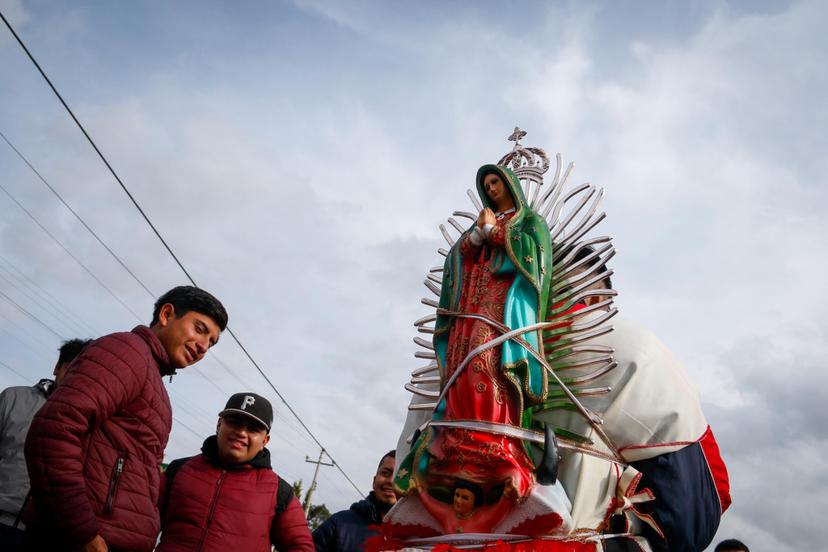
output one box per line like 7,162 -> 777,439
23,334 -> 148,548
630,428 -> 730,552
271,494 -> 314,552
311,514 -> 338,552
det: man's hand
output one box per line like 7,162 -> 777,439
478,208 -> 496,227
78,534 -> 107,552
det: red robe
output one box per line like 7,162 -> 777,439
427,213 -> 535,499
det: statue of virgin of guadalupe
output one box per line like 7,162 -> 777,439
432,164 -> 552,492
386,131 -> 620,549
392,163 -> 572,536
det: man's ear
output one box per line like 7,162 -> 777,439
157,303 -> 176,327
216,418 -> 222,434
263,434 -> 270,446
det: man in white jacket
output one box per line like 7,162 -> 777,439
543,248 -> 731,551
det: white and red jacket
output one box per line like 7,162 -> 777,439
553,314 -> 731,552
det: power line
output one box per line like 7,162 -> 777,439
0,288 -> 65,340
210,352 -> 256,389
0,252 -> 100,336
0,12 -> 363,497
191,365 -> 229,396
0,180 -> 144,322
0,359 -> 33,384
171,415 -> 208,443
0,304 -> 57,353
0,130 -> 155,298
0,266 -> 89,338
0,317 -> 55,364
0,13 -> 198,288
222,327 -> 364,495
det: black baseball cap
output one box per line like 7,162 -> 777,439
218,392 -> 273,432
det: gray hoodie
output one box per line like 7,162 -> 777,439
0,379 -> 52,527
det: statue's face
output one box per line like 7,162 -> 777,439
483,173 -> 508,205
453,488 -> 475,516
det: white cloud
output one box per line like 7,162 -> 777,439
0,0 -> 29,42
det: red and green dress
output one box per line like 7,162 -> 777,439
395,165 -> 554,531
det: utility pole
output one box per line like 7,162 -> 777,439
304,448 -> 334,515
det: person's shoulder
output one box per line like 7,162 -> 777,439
597,315 -> 677,367
254,466 -> 282,486
0,383 -> 47,404
0,385 -> 35,415
328,506 -> 362,524
106,329 -> 154,351
312,507 -> 348,537
608,316 -> 661,345
347,497 -> 379,523
83,330 -> 156,366
84,330 -> 145,353
0,384 -> 35,396
166,455 -> 197,473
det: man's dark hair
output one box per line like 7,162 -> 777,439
570,245 -> 613,291
715,539 -> 749,552
57,338 -> 92,365
377,450 -> 395,471
454,479 -> 484,507
151,286 -> 228,330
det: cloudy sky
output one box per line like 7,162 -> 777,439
1,0 -> 825,549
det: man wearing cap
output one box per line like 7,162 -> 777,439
157,392 -> 313,552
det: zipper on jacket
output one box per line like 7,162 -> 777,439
103,456 -> 126,514
197,469 -> 226,552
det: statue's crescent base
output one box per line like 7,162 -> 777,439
365,532 -> 604,551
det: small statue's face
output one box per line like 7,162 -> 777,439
483,173 -> 507,204
453,488 -> 475,516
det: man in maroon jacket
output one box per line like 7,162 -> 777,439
157,392 -> 313,552
24,285 -> 228,552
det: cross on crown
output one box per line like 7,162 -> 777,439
508,126 -> 527,147
498,127 -> 550,178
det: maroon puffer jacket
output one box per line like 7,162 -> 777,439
157,436 -> 314,552
24,326 -> 173,552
